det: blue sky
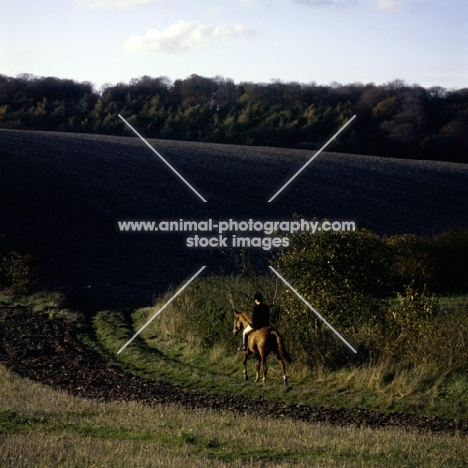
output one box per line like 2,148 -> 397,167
0,0 -> 466,90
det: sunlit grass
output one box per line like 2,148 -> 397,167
1,364 -> 467,467
1,290 -> 468,466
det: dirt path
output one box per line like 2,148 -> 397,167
1,305 -> 466,436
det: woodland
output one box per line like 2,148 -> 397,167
1,73 -> 466,163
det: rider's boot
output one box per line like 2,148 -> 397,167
238,337 -> 248,352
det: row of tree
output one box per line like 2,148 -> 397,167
1,73 -> 467,162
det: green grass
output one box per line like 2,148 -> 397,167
438,294 -> 468,308
93,303 -> 468,421
2,290 -> 468,466
1,364 -> 467,467
0,291 -> 66,313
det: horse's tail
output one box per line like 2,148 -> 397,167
270,329 -> 292,364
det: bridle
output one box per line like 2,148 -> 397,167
233,314 -> 244,336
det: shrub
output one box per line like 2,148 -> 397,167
432,229 -> 468,293
0,251 -> 39,294
382,285 -> 468,373
383,283 -> 439,364
386,229 -> 468,294
422,301 -> 468,373
386,234 -> 436,292
272,228 -> 392,367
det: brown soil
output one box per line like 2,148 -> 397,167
1,304 -> 467,436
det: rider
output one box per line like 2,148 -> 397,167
238,293 -> 270,351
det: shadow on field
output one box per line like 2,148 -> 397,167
1,129 -> 467,307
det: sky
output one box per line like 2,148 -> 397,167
0,0 -> 467,90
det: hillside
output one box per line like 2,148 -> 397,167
1,129 -> 467,306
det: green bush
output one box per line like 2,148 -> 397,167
382,285 -> 468,372
432,229 -> 468,293
272,228 -> 392,367
383,283 -> 439,363
0,251 -> 39,295
422,301 -> 468,373
386,234 -> 436,292
387,229 -> 468,294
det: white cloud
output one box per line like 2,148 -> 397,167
124,20 -> 254,54
377,0 -> 406,11
75,0 -> 154,10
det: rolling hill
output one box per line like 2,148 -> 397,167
1,129 -> 467,306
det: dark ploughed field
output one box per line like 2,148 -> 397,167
1,129 -> 467,306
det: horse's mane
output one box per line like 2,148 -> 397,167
237,311 -> 251,322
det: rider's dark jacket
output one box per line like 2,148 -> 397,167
250,303 -> 270,329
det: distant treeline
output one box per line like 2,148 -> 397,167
1,73 -> 467,162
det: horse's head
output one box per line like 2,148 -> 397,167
232,311 -> 244,336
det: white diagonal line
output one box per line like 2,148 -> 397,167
118,114 -> 207,203
268,115 -> 356,202
117,266 -> 206,354
268,266 -> 357,353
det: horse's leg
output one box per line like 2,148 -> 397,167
242,351 -> 249,381
256,349 -> 268,383
255,355 -> 260,382
277,355 -> 287,385
272,331 -> 289,385
262,353 -> 268,382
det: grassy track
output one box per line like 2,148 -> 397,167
3,291 -> 468,422
94,301 -> 468,421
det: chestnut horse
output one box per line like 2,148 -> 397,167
232,311 -> 291,385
